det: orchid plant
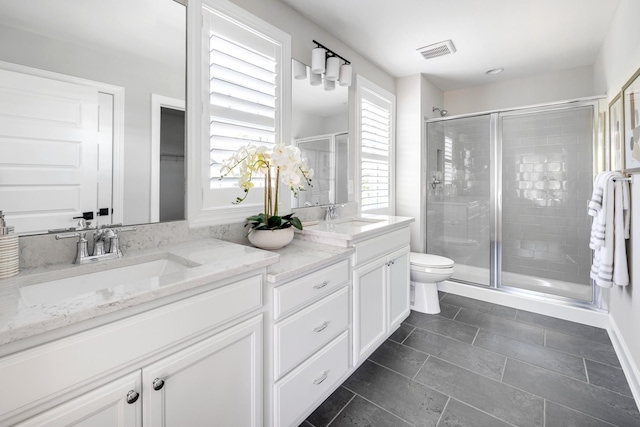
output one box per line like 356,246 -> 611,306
219,144 -> 314,231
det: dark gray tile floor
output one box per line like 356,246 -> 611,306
300,292 -> 640,427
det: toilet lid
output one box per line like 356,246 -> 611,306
410,253 -> 454,268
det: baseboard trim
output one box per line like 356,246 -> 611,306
608,315 -> 640,407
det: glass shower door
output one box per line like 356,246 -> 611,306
426,115 -> 492,286
500,106 -> 594,301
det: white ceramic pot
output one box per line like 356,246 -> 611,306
247,227 -> 295,250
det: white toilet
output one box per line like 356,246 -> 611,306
409,253 -> 455,314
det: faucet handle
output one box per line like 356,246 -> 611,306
55,231 -> 86,241
56,232 -> 89,264
106,226 -> 136,256
115,226 -> 137,233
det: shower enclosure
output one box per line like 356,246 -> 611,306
426,99 -> 602,305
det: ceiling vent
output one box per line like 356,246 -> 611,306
417,40 -> 456,60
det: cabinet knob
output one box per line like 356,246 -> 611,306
313,281 -> 328,289
313,321 -> 329,332
313,371 -> 329,385
126,390 -> 139,404
152,378 -> 165,391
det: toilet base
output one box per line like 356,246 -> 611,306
410,280 -> 440,314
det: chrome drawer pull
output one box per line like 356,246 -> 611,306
313,371 -> 329,385
152,378 -> 165,391
126,390 -> 139,404
313,321 -> 329,332
313,281 -> 328,289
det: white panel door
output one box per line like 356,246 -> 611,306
143,315 -> 263,427
0,68 -> 100,234
353,259 -> 386,365
388,247 -> 411,331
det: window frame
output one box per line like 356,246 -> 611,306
187,0 -> 291,227
355,75 -> 396,215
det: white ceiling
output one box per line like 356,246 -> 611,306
0,0 -> 185,68
279,0 -> 621,91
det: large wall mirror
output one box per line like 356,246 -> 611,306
291,59 -> 349,208
0,0 -> 186,235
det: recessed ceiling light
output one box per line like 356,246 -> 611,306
485,68 -> 504,75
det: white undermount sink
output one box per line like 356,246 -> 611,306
20,254 -> 198,306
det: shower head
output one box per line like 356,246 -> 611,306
433,107 -> 448,117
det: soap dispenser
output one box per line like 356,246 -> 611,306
0,211 -> 19,279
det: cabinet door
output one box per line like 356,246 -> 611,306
388,247 -> 410,331
143,315 -> 262,427
16,372 -> 141,427
353,259 -> 386,365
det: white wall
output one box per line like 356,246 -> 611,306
395,74 -> 444,252
228,0 -> 394,208
0,24 -> 185,226
444,65 -> 595,115
593,0 -> 640,400
229,0 -> 394,96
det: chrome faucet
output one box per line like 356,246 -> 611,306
324,204 -> 344,221
56,224 -> 136,264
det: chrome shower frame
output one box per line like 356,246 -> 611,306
424,96 -> 607,311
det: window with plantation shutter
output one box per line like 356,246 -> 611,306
208,31 -> 278,188
195,2 -> 290,222
357,77 -> 395,214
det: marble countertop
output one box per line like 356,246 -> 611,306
0,238 -> 280,348
295,214 -> 415,243
0,215 -> 410,351
265,239 -> 354,283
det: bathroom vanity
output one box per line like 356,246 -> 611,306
0,240 -> 278,426
0,215 -> 413,426
296,215 -> 413,367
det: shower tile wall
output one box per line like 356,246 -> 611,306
501,108 -> 593,294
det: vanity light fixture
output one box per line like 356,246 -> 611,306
339,63 -> 352,87
309,71 -> 322,86
311,47 -> 326,74
324,76 -> 336,91
325,56 -> 340,81
293,59 -> 307,80
310,40 -> 352,89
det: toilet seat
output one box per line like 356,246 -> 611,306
410,253 -> 454,269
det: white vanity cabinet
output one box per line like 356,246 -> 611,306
266,258 -> 351,427
142,315 -> 262,426
352,228 -> 411,366
1,273 -> 265,427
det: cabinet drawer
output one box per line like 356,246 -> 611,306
352,227 -> 410,266
274,331 -> 349,427
274,286 -> 349,379
273,259 -> 349,319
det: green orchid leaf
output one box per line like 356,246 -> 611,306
288,216 -> 303,230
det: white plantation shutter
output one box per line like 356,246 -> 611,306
357,78 -> 395,214
208,16 -> 280,188
195,2 -> 290,223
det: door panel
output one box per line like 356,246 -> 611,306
16,372 -> 141,427
353,260 -> 386,365
142,316 -> 262,427
0,68 -> 100,234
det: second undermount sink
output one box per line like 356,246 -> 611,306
328,217 -> 385,227
20,254 -> 198,306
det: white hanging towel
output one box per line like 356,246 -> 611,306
588,171 -> 612,250
589,171 -> 630,288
